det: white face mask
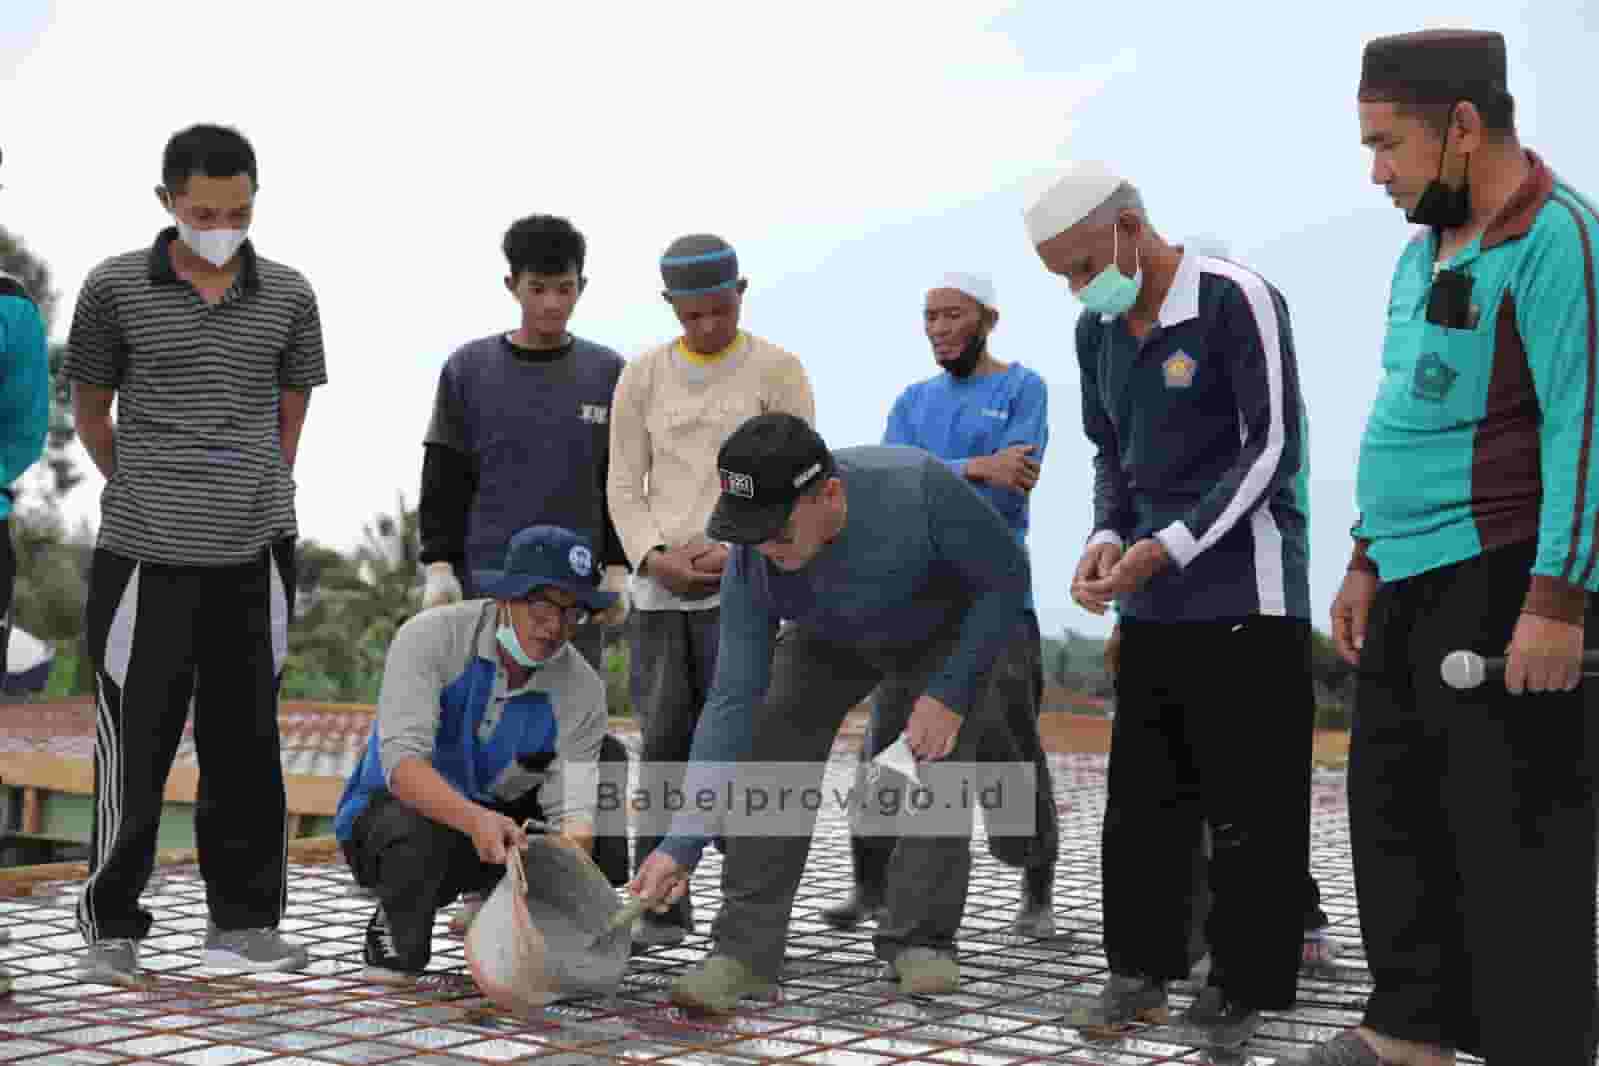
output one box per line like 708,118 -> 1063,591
176,219 -> 247,268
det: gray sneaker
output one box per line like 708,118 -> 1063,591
202,926 -> 309,972
1064,973 -> 1171,1036
76,939 -> 142,987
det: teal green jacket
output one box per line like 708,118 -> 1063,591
1354,151 -> 1599,622
0,272 -> 50,518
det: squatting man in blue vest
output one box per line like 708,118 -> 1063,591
333,525 -> 622,985
629,411 -> 1040,1011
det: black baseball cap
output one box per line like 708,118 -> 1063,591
707,413 -> 834,544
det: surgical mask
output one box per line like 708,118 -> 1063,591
176,219 -> 247,268
939,330 -> 985,379
1407,116 -> 1472,229
1076,224 -> 1142,316
496,621 -> 551,670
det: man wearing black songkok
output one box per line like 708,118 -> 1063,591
1307,28 -> 1599,1066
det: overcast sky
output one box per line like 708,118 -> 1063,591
4,1 -> 1595,639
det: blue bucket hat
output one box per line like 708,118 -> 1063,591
472,526 -> 618,610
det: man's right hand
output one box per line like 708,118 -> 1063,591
1330,569 -> 1378,667
645,547 -> 722,600
1071,542 -> 1123,614
630,849 -> 691,912
970,445 -> 1041,494
423,562 -> 464,609
468,808 -> 528,865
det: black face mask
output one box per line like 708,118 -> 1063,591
939,330 -> 985,379
1407,108 -> 1472,229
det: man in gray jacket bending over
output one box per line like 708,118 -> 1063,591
630,412 -> 1038,1011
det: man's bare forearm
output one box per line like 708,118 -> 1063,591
391,756 -> 485,837
79,415 -> 116,479
280,388 -> 311,471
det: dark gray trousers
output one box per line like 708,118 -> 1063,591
711,618 -> 1029,980
628,607 -> 723,929
849,611 -> 1057,889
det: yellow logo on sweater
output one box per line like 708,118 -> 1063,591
1163,351 -> 1197,389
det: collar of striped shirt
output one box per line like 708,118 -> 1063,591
145,226 -> 263,294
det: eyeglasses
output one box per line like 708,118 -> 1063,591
526,593 -> 589,627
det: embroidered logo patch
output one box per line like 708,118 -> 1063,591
1411,352 -> 1458,403
720,469 -> 755,499
568,544 -> 593,577
1162,351 -> 1197,389
578,403 -> 608,425
792,462 -> 822,489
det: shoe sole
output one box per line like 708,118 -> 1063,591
74,967 -> 149,989
899,975 -> 958,996
360,966 -> 420,987
670,981 -> 777,1013
1071,1004 -> 1171,1041
201,949 -> 308,972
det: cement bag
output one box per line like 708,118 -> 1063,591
465,835 -> 630,1014
464,842 -> 553,1015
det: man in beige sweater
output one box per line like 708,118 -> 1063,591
607,234 -> 815,945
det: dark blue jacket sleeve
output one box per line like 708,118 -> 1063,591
1077,313 -> 1134,544
658,546 -> 778,867
920,457 -> 1030,715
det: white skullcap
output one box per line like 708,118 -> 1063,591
1023,159 -> 1123,245
930,272 -> 996,309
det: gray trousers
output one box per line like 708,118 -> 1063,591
629,607 -> 723,929
711,618 -> 1029,980
851,612 -> 1057,881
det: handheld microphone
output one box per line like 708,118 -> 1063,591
1440,648 -> 1599,690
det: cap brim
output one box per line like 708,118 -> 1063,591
470,571 -> 619,611
706,495 -> 793,545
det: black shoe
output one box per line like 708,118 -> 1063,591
363,904 -> 426,984
821,883 -> 885,929
1175,986 -> 1263,1050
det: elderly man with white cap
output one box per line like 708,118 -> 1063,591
820,272 -> 1060,940
1022,161 -> 1315,1052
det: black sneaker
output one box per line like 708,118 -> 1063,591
1175,985 -> 1263,1049
363,904 -> 425,985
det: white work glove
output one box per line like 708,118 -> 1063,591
592,564 -> 630,626
422,561 -> 464,609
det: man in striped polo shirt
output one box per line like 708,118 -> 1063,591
63,124 -> 327,985
1311,30 -> 1599,1066
1025,161 -> 1315,1051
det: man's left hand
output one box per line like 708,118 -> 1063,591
906,694 -> 962,761
691,543 -> 730,576
1080,538 -> 1172,602
1504,612 -> 1585,695
593,565 -> 631,626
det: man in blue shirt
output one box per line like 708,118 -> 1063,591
629,412 -> 1037,1011
821,273 -> 1059,939
1025,159 -> 1315,1051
